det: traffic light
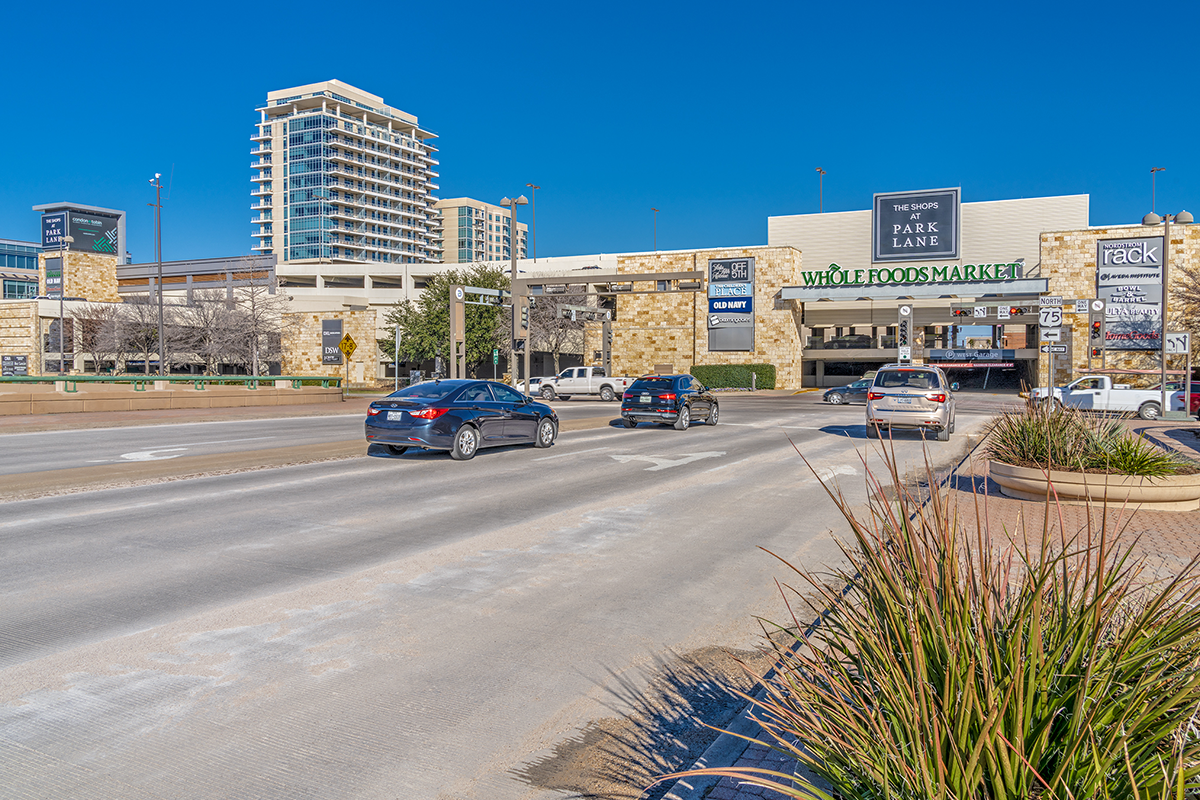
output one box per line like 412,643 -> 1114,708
1009,307 -> 1028,316
897,319 -> 911,348
1090,320 -> 1102,341
520,303 -> 529,330
952,307 -> 972,317
606,328 -> 614,347
1092,347 -> 1102,358
513,338 -> 526,353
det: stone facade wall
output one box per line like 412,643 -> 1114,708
1040,224 -> 1200,386
282,309 -> 378,383
39,251 -> 120,303
601,247 -> 804,388
0,302 -> 40,375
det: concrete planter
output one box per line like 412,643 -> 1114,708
989,460 -> 1200,512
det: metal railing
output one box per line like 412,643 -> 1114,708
0,375 -> 342,392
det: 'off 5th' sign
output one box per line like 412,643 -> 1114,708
873,188 -> 961,263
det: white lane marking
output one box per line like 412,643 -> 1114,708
118,447 -> 190,462
705,456 -> 752,473
87,436 -> 278,463
533,446 -> 611,462
610,451 -> 725,471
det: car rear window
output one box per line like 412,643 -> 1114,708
387,382 -> 457,400
876,370 -> 939,390
629,378 -> 674,392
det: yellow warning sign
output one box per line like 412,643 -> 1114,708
338,334 -> 357,359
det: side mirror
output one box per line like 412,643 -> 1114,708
950,382 -> 960,392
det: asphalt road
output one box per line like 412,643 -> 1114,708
0,393 -> 995,799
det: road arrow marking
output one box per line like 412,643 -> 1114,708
610,451 -> 725,471
119,447 -> 189,462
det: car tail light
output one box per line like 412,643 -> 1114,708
926,392 -> 947,403
623,392 -> 632,401
659,393 -> 676,402
409,407 -> 449,420
868,391 -> 884,401
367,407 -> 381,416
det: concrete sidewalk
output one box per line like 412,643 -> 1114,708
666,420 -> 1200,800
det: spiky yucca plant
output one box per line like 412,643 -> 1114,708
655,442 -> 1200,800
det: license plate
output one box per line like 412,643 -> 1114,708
387,411 -> 405,420
639,396 -> 651,403
895,397 -> 913,405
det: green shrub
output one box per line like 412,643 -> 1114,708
986,400 -> 1198,476
656,447 -> 1200,799
690,363 -> 776,390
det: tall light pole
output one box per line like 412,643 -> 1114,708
149,173 -> 165,376
57,235 -> 74,373
816,167 -> 826,213
651,208 -> 659,251
1150,167 -> 1165,215
525,183 -> 539,262
501,194 -> 528,390
1142,208 -> 1194,419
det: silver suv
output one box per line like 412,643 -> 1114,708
866,365 -> 957,441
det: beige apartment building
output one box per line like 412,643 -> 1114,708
435,198 -> 528,264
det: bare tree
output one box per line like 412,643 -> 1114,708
529,289 -> 588,374
117,297 -> 162,375
70,303 -> 122,373
228,266 -> 293,376
174,289 -> 243,375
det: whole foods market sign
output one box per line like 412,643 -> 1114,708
873,188 -> 960,262
1097,237 -> 1163,351
801,261 -> 1025,288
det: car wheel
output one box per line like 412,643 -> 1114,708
385,445 -> 409,455
541,387 -> 556,401
534,417 -> 556,448
707,403 -> 719,426
936,427 -> 950,442
674,405 -> 691,431
599,385 -> 615,402
1138,401 -> 1161,421
450,425 -> 479,460
827,393 -> 844,405
866,421 -> 879,439
622,417 -> 638,428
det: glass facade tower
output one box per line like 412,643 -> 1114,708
253,80 -> 442,264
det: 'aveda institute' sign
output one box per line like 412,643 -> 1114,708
801,261 -> 1026,288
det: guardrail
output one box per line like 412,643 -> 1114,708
0,375 -> 343,393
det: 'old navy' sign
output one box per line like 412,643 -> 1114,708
801,261 -> 1025,288
709,297 -> 752,313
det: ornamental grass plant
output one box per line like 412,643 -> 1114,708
656,441 -> 1200,800
986,400 -> 1198,477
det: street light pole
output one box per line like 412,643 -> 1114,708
816,167 -> 826,213
1151,167 -> 1165,215
58,235 -> 74,373
501,194 -> 528,391
525,183 -> 539,262
651,208 -> 659,251
149,173 -> 164,376
1143,208 -> 1194,418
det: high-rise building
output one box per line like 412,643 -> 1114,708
435,197 -> 528,264
252,80 -> 442,265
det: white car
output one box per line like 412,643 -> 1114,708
517,377 -> 546,395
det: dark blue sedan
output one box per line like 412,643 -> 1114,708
365,379 -> 558,460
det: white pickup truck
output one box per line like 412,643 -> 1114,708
539,367 -> 635,402
1028,375 -> 1165,420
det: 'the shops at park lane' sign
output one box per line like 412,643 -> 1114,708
800,261 -> 1025,288
873,188 -> 961,263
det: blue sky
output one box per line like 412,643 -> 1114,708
2,1 -> 1196,264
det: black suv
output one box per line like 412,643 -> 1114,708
620,375 -> 717,430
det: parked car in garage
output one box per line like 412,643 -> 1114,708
823,378 -> 872,405
823,334 -> 874,349
365,379 -> 558,460
620,374 -> 717,430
